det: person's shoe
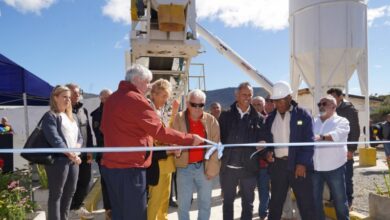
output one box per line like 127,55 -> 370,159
74,207 -> 94,219
169,200 -> 178,208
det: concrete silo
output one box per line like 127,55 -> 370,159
289,0 -> 369,140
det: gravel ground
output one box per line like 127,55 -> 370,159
352,147 -> 389,216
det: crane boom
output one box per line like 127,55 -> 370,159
196,23 -> 274,93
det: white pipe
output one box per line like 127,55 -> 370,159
23,92 -> 29,139
196,23 -> 273,93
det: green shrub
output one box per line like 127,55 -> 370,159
0,169 -> 36,219
36,165 -> 48,189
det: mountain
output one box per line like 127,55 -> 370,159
205,87 -> 269,110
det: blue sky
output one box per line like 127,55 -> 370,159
0,0 -> 389,95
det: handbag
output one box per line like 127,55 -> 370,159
21,114 -> 54,165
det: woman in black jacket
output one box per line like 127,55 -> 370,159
43,85 -> 83,220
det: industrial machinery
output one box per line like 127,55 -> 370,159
126,0 -> 274,100
127,0 -> 200,103
290,0 -> 369,140
127,0 -> 369,142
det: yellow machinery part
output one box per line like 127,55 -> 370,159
359,147 -> 377,167
324,202 -> 369,220
131,0 -> 138,21
158,4 -> 185,32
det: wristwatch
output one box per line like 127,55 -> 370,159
320,135 -> 325,141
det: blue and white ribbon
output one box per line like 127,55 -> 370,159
1,141 -> 390,158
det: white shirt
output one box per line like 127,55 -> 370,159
272,111 -> 290,158
313,113 -> 350,171
236,105 -> 250,119
60,112 -> 80,155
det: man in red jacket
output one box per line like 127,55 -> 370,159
100,64 -> 203,220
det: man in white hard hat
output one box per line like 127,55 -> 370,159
263,81 -> 316,220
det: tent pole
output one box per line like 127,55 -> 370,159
23,92 -> 30,139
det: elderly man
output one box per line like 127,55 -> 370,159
252,96 -> 267,118
313,95 -> 350,220
209,102 -> 222,119
327,88 -> 360,208
219,82 -> 266,220
91,89 -> 112,148
90,88 -> 112,218
100,64 -> 203,220
264,81 -> 315,220
264,96 -> 275,114
172,89 -> 220,220
66,83 -> 94,219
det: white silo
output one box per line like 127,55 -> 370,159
289,0 -> 369,140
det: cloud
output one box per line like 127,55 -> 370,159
102,0 -> 288,31
102,0 -> 130,24
114,34 -> 129,49
367,5 -> 390,26
101,1 -> 390,31
3,0 -> 56,14
114,41 -> 122,49
196,0 -> 288,31
374,64 -> 382,69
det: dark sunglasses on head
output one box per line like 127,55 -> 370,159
317,102 -> 327,108
190,102 -> 205,108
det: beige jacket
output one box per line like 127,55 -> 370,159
171,110 -> 221,179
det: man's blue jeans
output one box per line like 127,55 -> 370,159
312,165 -> 350,220
345,158 -> 354,206
257,168 -> 270,218
177,163 -> 213,220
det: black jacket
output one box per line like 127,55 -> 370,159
336,100 -> 360,152
91,103 -> 105,163
73,102 -> 93,160
264,100 -> 314,171
218,102 -> 266,175
91,103 -> 104,147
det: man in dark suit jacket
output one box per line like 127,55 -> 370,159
264,81 -> 315,220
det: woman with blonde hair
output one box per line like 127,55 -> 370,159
43,85 -> 83,220
147,78 -> 178,220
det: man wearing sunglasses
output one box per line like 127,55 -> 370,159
172,89 -> 220,220
327,88 -> 360,209
263,81 -> 315,220
219,82 -> 266,220
312,95 -> 350,220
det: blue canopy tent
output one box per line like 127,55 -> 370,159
0,53 -> 53,137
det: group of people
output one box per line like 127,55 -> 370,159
40,63 -> 364,220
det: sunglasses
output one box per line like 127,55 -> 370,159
190,102 -> 205,108
317,102 -> 327,107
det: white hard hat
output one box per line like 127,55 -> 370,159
270,81 -> 293,100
